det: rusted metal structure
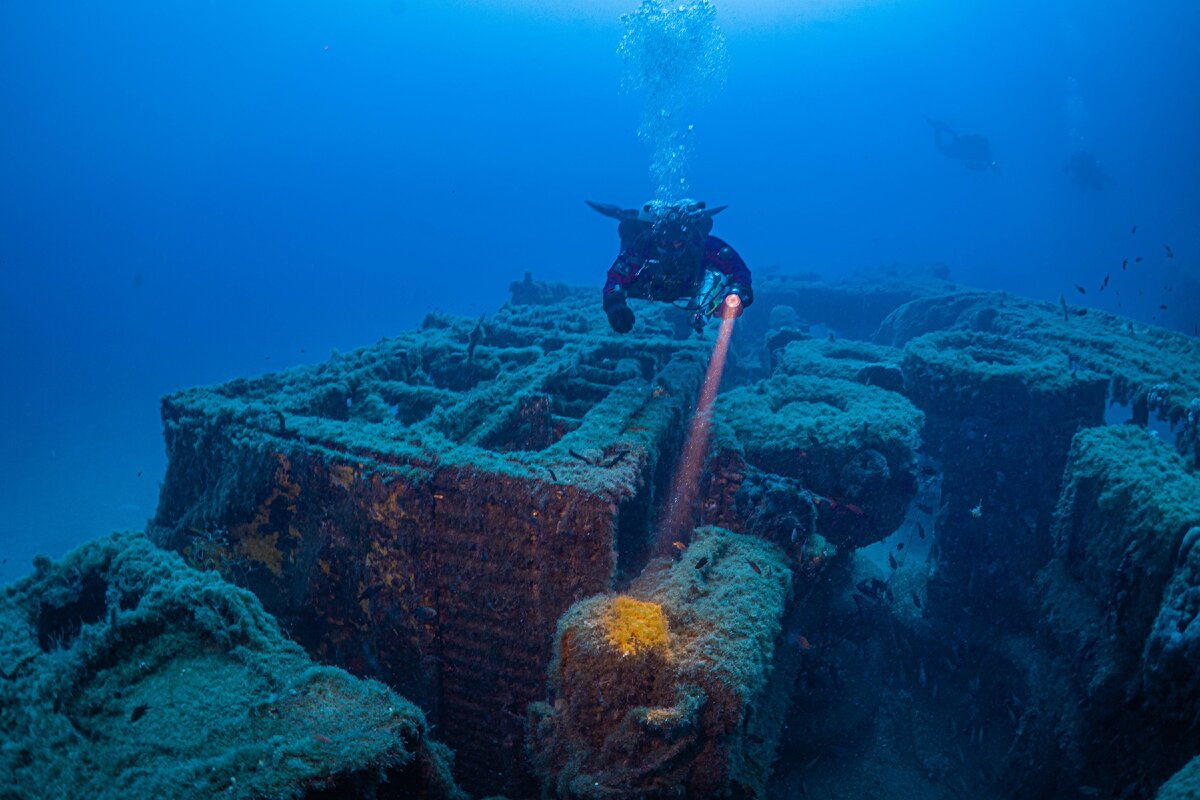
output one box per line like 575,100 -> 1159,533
151,285 -> 707,795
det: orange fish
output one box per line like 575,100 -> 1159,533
793,634 -> 814,651
748,560 -> 762,575
844,503 -> 865,516
313,734 -> 331,744
671,541 -> 687,552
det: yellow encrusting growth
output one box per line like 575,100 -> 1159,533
238,531 -> 283,575
606,596 -> 669,657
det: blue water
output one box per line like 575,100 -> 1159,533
1,0 -> 1197,582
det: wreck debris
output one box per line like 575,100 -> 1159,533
529,527 -> 793,799
0,532 -> 465,800
716,364 -> 923,549
150,286 -> 708,795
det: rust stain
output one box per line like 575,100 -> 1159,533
239,531 -> 284,575
231,453 -> 303,574
330,463 -> 357,490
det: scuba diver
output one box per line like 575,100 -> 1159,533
926,117 -> 996,172
1064,150 -> 1110,192
588,198 -> 753,334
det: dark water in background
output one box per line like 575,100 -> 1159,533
0,0 -> 1197,582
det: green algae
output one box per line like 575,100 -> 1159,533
1027,424 -> 1200,779
904,330 -> 1110,402
879,290 -> 1200,444
156,290 -> 710,541
772,337 -> 907,392
1145,526 -> 1200,720
716,373 -> 923,546
1157,754 -> 1200,799
0,532 -> 464,800
1052,425 -> 1200,642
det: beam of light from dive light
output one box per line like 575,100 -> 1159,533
657,298 -> 739,552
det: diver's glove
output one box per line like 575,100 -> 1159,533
604,289 -> 635,334
723,283 -> 753,318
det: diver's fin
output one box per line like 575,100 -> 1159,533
586,201 -> 639,221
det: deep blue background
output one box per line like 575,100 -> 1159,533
2,0 -> 1197,581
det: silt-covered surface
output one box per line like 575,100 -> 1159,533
0,531 -> 464,800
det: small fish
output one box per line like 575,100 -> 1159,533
1101,275 -> 1109,291
888,553 -> 899,570
1060,294 -> 1070,321
137,470 -> 143,478
672,541 -> 687,552
748,560 -> 762,575
912,592 -> 923,609
896,542 -> 905,551
843,503 -> 864,516
1074,285 -> 1086,295
917,523 -> 926,539
1165,244 -> 1175,258
546,466 -> 558,482
1136,256 -> 1143,263
1159,304 -> 1168,310
920,466 -> 939,477
414,606 -> 438,622
568,449 -> 592,465
793,634 -> 814,651
1122,258 -> 1128,270
130,704 -> 149,723
313,733 -> 332,744
602,450 -> 629,468
1131,225 -> 1137,234
694,557 -> 709,570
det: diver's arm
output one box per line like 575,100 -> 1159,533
603,251 -> 639,333
704,237 -> 753,313
603,251 -> 638,297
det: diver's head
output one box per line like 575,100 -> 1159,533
640,199 -> 717,259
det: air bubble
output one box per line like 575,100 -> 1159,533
618,0 -> 727,200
